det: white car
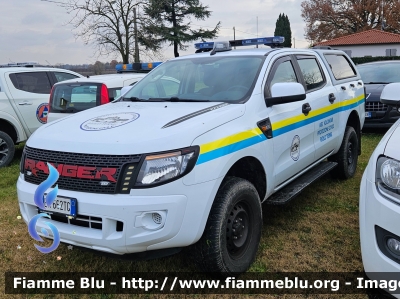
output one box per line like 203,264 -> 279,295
46,63 -> 162,123
360,83 -> 400,297
18,37 -> 365,273
0,63 -> 83,167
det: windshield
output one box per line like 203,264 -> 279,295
357,63 -> 400,84
120,56 -> 265,103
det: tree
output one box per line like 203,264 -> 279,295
91,61 -> 105,74
141,0 -> 221,57
301,0 -> 400,44
43,0 -> 160,63
274,13 -> 292,48
110,59 -> 118,69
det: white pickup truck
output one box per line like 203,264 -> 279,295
0,64 -> 82,167
18,37 -> 365,273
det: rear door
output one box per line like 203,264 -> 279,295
293,54 -> 340,160
323,53 -> 364,148
5,71 -> 53,134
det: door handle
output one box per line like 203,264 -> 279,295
18,102 -> 32,105
358,81 -> 363,86
341,86 -> 346,91
302,103 -> 311,115
350,83 -> 355,88
329,93 -> 336,104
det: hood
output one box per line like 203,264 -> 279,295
384,120 -> 400,159
365,84 -> 387,102
27,101 -> 245,155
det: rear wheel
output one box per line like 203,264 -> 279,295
194,177 -> 262,273
0,131 -> 15,168
329,126 -> 358,179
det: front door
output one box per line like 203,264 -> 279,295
265,55 -> 316,186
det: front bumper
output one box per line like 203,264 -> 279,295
360,172 -> 400,298
364,104 -> 400,128
17,174 -> 220,255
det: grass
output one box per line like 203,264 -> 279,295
0,131 -> 386,298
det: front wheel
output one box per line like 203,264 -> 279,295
329,126 -> 359,179
194,177 -> 262,273
0,131 -> 15,168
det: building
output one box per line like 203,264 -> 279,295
316,29 -> 400,57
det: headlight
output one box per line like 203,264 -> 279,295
376,156 -> 400,202
381,159 -> 400,189
135,146 -> 199,187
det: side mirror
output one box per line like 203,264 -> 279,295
381,83 -> 400,108
267,82 -> 306,107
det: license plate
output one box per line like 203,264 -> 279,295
41,195 -> 77,218
365,111 -> 372,118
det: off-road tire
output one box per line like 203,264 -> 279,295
329,126 -> 358,179
0,131 -> 15,168
194,177 -> 262,273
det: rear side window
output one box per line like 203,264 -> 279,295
324,54 -> 356,80
51,83 -> 101,113
9,72 -> 52,94
53,72 -> 80,82
297,58 -> 325,91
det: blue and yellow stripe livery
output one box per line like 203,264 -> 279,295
197,95 -> 365,165
272,94 -> 365,137
196,128 -> 266,165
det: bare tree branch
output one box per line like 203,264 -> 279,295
42,0 -> 161,63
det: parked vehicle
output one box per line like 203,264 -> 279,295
360,82 -> 400,297
357,61 -> 400,128
0,63 -> 83,167
18,37 -> 365,273
47,62 -> 161,123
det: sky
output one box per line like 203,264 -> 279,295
0,0 -> 310,65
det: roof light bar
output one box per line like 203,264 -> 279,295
0,62 -> 39,68
194,36 -> 285,53
194,42 -> 215,50
116,62 -> 162,73
230,36 -> 285,47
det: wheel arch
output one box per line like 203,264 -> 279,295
223,156 -> 267,202
0,118 -> 19,143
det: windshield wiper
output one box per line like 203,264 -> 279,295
148,97 -> 211,102
121,96 -> 147,102
364,82 -> 392,84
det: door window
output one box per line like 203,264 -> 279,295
324,54 -> 356,80
53,72 -> 80,82
269,60 -> 298,88
9,72 -> 52,94
297,58 -> 325,91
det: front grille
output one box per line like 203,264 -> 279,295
366,102 -> 388,112
24,146 -> 141,194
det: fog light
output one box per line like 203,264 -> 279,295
387,238 -> 400,256
398,107 -> 400,113
134,211 -> 166,230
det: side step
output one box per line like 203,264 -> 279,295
266,161 -> 338,205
